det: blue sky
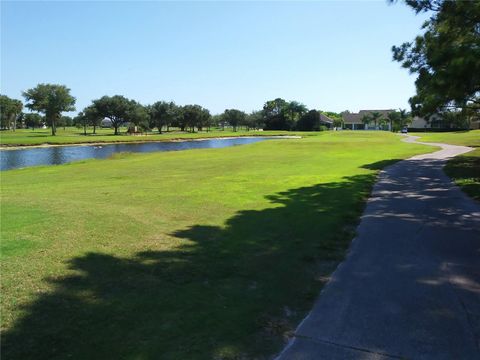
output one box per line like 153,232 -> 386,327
1,1 -> 428,115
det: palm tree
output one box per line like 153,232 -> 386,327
387,111 -> 400,132
370,111 -> 383,130
361,114 -> 372,129
398,109 -> 410,129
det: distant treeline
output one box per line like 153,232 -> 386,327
1,85 -> 343,135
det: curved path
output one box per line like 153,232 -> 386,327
278,135 -> 480,359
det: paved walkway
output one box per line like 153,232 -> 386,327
278,136 -> 480,359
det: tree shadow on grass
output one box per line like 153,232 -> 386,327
2,172 -> 380,360
360,159 -> 403,171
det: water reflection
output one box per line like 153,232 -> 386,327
1,137 -> 280,171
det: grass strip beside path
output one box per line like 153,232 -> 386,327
413,130 -> 480,201
1,132 -> 432,359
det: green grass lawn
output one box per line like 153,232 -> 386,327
0,127 -> 296,146
1,132 -> 433,359
413,130 -> 480,201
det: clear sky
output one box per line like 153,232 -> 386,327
1,1 -> 428,115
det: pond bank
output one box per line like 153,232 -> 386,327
0,135 -> 301,150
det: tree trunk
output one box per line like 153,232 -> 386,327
51,116 -> 56,136
93,125 -> 97,134
114,125 -> 119,135
84,123 -> 87,135
158,126 -> 162,134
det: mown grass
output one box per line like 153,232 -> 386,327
413,130 -> 480,201
0,132 -> 432,359
0,127 -> 298,146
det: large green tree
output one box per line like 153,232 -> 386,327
91,95 -> 135,135
149,101 -> 178,133
296,110 -> 320,131
285,101 -> 308,129
0,95 -> 24,131
22,84 -> 75,135
222,109 -> 246,132
181,105 -> 210,132
262,98 -> 289,130
391,0 -> 480,118
126,102 -> 149,132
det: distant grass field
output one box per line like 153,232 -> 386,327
0,127 -> 296,146
413,130 -> 480,201
1,132 -> 433,359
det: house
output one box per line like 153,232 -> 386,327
319,113 -> 334,128
342,110 -> 393,130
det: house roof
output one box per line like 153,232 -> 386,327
319,113 -> 334,124
343,110 -> 394,124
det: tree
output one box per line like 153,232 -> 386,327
263,98 -> 289,130
149,101 -> 178,133
22,84 -> 75,136
24,113 -> 43,130
91,95 -> 135,135
84,106 -> 103,134
387,111 -> 400,132
75,112 -> 89,135
440,110 -> 471,129
211,114 -> 224,130
222,109 -> 246,132
0,95 -> 23,130
179,105 -> 208,132
361,114 -> 372,128
391,0 -> 480,118
370,111 -> 383,129
196,107 -> 211,132
58,115 -> 73,130
126,102 -> 149,132
285,101 -> 308,129
77,105 -> 104,135
245,111 -> 264,131
399,109 -> 412,129
296,110 -> 320,131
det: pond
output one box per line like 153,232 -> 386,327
0,137 -> 284,171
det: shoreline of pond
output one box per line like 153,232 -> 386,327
0,135 -> 302,150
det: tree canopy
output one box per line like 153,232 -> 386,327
0,95 -> 23,130
392,0 -> 480,119
22,84 -> 75,135
262,98 -> 307,130
222,109 -> 246,132
181,105 -> 211,132
149,101 -> 181,133
91,95 -> 136,135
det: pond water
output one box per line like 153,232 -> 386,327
0,137 -> 282,171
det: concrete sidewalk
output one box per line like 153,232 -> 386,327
278,136 -> 480,359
